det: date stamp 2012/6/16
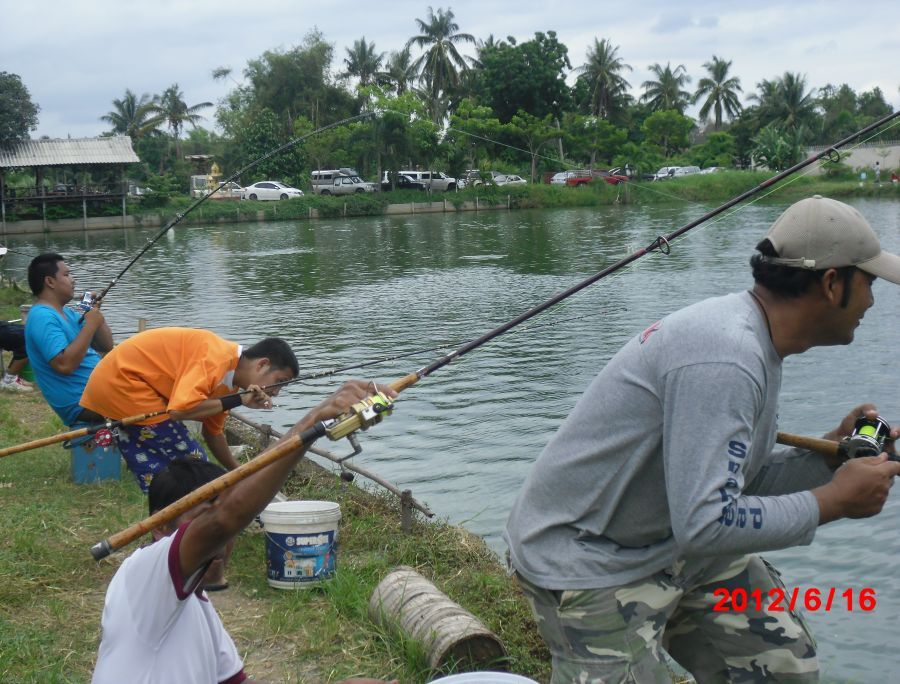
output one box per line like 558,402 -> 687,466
711,587 -> 876,613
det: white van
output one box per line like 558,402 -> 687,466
673,166 -> 701,177
384,170 -> 457,191
311,169 -> 375,195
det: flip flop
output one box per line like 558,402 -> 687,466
203,582 -> 230,592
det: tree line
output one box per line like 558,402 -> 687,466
1,7 -> 896,192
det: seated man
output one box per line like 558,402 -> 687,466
24,253 -> 114,425
0,320 -> 34,392
79,327 -> 298,493
92,379 -> 398,684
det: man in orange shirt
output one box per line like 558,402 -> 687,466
80,327 -> 298,493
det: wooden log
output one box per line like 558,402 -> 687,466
369,566 -> 507,672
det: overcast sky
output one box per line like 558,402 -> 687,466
3,0 -> 897,140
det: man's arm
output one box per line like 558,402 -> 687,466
49,307 -> 106,375
178,380 -> 396,579
202,428 -> 240,471
167,385 -> 272,423
90,304 -> 114,354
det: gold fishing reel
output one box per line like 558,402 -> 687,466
323,391 -> 394,463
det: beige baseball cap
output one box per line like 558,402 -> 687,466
762,195 -> 900,284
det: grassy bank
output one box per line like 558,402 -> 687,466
129,173 -> 898,226
2,174 -> 896,232
0,312 -> 552,684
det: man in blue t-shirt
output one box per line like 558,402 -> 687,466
24,253 -> 114,426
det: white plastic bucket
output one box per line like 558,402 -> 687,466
430,674 -> 539,683
259,500 -> 341,590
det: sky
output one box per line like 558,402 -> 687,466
2,0 -> 898,140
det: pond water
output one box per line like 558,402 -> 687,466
4,197 -> 900,681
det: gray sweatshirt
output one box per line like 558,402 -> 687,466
504,291 -> 832,590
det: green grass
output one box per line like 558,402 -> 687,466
0,390 -> 551,683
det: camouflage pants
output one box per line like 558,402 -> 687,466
515,555 -> 818,683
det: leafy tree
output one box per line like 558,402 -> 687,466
692,56 -> 742,129
448,99 -> 503,169
0,72 -> 40,143
239,30 -> 356,133
642,109 -> 693,157
857,87 -> 892,119
564,114 -> 627,168
473,32 -> 571,124
506,110 -> 559,181
688,131 -> 736,168
407,6 -> 476,123
751,124 -> 805,170
574,38 -> 632,121
641,63 -> 692,113
344,37 -> 385,88
100,89 -> 161,140
818,83 -> 860,141
612,141 -> 664,178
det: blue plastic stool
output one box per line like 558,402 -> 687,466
64,433 -> 121,484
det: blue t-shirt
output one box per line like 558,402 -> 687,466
24,304 -> 101,425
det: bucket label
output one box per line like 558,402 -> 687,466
265,529 -> 337,583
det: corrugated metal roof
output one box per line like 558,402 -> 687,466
0,136 -> 141,168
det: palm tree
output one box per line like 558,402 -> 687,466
99,89 -> 161,140
575,38 -> 632,120
640,62 -> 692,113
379,48 -> 418,96
406,6 -> 476,123
692,56 -> 742,129
749,72 -> 817,135
344,37 -> 385,88
776,72 -> 817,131
147,84 -> 212,159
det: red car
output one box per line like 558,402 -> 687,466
562,170 -> 629,187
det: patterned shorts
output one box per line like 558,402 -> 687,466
115,419 -> 208,493
515,554 -> 818,683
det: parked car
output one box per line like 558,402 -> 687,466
699,166 -> 723,174
311,169 -> 376,195
208,181 -> 243,199
241,181 -> 304,201
496,174 -> 527,186
381,173 -> 428,192
394,169 -> 457,191
673,166 -> 701,177
565,171 -> 594,187
457,169 -> 483,189
653,166 -> 679,181
593,169 -> 629,185
549,171 -> 571,185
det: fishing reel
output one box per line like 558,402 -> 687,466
322,391 -> 394,466
839,415 -> 897,461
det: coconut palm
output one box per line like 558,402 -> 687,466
749,72 -> 817,135
575,38 -> 632,120
640,62 -> 692,113
692,56 -> 743,129
379,48 -> 418,96
147,84 -> 212,159
406,6 -> 476,123
100,89 -> 161,140
344,37 -> 385,88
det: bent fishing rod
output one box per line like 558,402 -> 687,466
89,111 -> 900,560
82,112 -> 375,316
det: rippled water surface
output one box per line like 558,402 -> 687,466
5,198 -> 899,681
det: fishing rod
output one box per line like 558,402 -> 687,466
81,112 -> 375,317
0,411 -> 166,459
88,111 -> 900,560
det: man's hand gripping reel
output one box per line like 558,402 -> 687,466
322,391 -> 395,468
839,415 -> 898,462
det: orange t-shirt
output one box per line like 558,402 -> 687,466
80,327 -> 240,435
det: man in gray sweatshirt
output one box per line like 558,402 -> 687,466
504,196 -> 900,683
